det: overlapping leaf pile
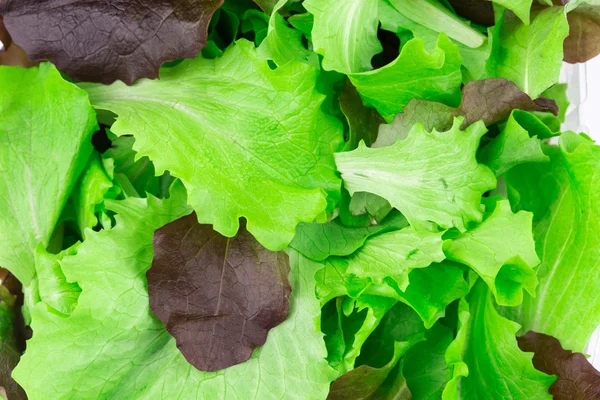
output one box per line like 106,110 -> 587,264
1,0 -> 600,399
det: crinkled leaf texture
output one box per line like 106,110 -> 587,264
328,303 -> 425,400
444,199 -> 540,306
373,79 -> 558,148
349,34 -> 462,122
336,117 -> 496,232
0,0 -> 223,84
504,132 -> 600,352
81,40 -> 343,252
13,184 -> 337,399
304,0 -> 381,74
478,110 -> 550,176
444,282 -> 555,399
344,227 -> 445,290
0,63 -> 96,284
148,212 -> 291,372
518,331 -> 600,400
316,257 -> 469,329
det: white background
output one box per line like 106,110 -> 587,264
561,58 -> 600,368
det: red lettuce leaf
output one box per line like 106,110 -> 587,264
148,212 -> 291,372
0,0 -> 223,84
518,331 -> 600,400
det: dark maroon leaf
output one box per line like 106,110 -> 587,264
0,0 -> 223,84
0,17 -> 10,50
447,0 -> 494,27
148,212 -> 291,372
339,80 -> 386,149
564,9 -> 600,64
374,79 -> 558,148
518,331 -> 600,400
0,269 -> 27,400
459,79 -> 559,127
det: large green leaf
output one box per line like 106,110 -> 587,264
13,184 -> 337,399
487,7 -> 569,99
81,40 -> 343,251
335,118 -> 496,232
444,282 -> 554,399
0,63 -> 96,284
349,34 -> 462,122
304,0 -> 381,74
504,132 -> 600,352
444,199 -> 540,306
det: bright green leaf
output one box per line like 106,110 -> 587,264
478,111 -> 550,176
349,34 -> 462,122
0,63 -> 96,284
13,185 -> 337,399
335,118 -> 496,232
444,199 -> 539,306
444,282 -> 554,399
80,40 -> 343,251
344,227 -> 445,290
290,210 -> 408,261
505,132 -> 600,352
487,7 -> 569,99
304,0 -> 382,74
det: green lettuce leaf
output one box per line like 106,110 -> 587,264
379,0 -> 491,82
504,132 -> 600,352
258,0 -> 317,66
335,117 -> 496,232
13,184 -> 337,399
444,199 -> 539,306
339,80 -> 386,150
344,227 -> 445,290
403,322 -> 454,399
444,282 -> 555,399
491,0 -> 534,24
0,63 -> 97,284
316,259 -> 469,328
304,0 -> 381,74
33,245 -> 81,317
329,302 -> 425,399
478,111 -> 550,176
387,0 -> 487,48
323,295 -> 397,374
70,152 -> 114,236
487,7 -> 569,99
290,210 -> 408,261
349,34 -> 462,122
80,40 -> 343,251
